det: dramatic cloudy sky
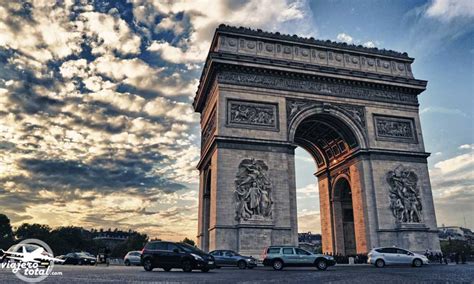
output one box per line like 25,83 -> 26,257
0,0 -> 472,242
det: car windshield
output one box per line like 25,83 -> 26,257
178,243 -> 206,254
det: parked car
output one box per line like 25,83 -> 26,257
209,250 -> 257,269
141,241 -> 215,272
124,251 -> 141,266
60,252 -> 96,265
367,247 -> 429,268
262,246 -> 335,271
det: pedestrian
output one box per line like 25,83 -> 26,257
460,251 -> 466,264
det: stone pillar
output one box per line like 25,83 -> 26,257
318,175 -> 334,253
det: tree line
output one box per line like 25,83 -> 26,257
0,214 -> 195,258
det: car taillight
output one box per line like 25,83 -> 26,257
140,248 -> 144,254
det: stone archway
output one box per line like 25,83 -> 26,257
194,25 -> 441,256
290,106 -> 368,255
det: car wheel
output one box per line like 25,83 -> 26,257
413,259 -> 423,267
182,260 -> 192,272
316,259 -> 327,271
143,259 -> 154,272
272,259 -> 284,271
238,260 -> 247,269
78,260 -> 83,265
201,267 -> 210,273
124,260 -> 130,266
375,259 -> 385,268
163,267 -> 172,272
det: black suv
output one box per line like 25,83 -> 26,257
141,241 -> 215,272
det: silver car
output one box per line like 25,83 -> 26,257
368,247 -> 429,268
124,251 -> 141,266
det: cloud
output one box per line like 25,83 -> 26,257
0,0 -> 317,241
429,145 -> 474,228
147,40 -> 204,64
298,210 -> 321,233
425,0 -> 474,21
335,33 -> 378,48
420,106 -> 469,117
297,184 -> 318,198
336,33 -> 353,44
404,0 -> 474,56
142,0 -> 315,65
363,41 -> 376,48
459,144 -> 474,150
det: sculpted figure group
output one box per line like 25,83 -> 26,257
387,166 -> 423,223
235,159 -> 273,221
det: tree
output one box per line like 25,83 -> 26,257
182,237 -> 195,246
0,214 -> 14,250
111,232 -> 149,258
15,223 -> 51,241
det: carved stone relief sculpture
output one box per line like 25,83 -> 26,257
374,115 -> 416,143
235,159 -> 273,221
227,100 -> 278,130
386,165 -> 423,223
287,98 -> 366,130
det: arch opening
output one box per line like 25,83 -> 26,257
333,178 -> 356,256
293,112 -> 360,255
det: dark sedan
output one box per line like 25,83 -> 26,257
60,252 -> 96,265
209,250 -> 257,269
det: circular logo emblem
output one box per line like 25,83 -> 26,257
3,238 -> 60,283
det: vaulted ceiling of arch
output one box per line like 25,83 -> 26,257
295,115 -> 358,168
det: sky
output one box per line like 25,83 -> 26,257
0,0 -> 472,242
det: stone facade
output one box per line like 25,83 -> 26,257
194,25 -> 440,256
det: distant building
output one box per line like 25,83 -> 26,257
298,232 -> 322,253
92,230 -> 131,249
298,232 -> 322,245
438,226 -> 474,245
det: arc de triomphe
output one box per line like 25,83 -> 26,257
194,25 -> 440,256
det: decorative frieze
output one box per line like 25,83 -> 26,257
286,98 -> 366,130
387,165 -> 423,223
218,71 -> 418,106
374,115 -> 417,143
227,99 -> 279,131
235,158 -> 273,221
216,26 -> 414,78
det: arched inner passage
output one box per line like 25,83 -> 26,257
294,114 -> 359,171
333,178 -> 356,255
293,113 -> 360,255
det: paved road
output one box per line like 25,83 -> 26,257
1,264 -> 473,283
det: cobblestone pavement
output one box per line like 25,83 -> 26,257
0,263 -> 473,283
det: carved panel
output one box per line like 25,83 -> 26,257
335,104 -> 366,129
235,159 -> 273,221
227,99 -> 279,131
201,108 -> 216,152
218,71 -> 418,106
374,115 -> 417,143
286,99 -> 319,122
387,165 -> 423,223
286,98 -> 366,130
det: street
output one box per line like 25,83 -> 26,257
1,264 -> 473,283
